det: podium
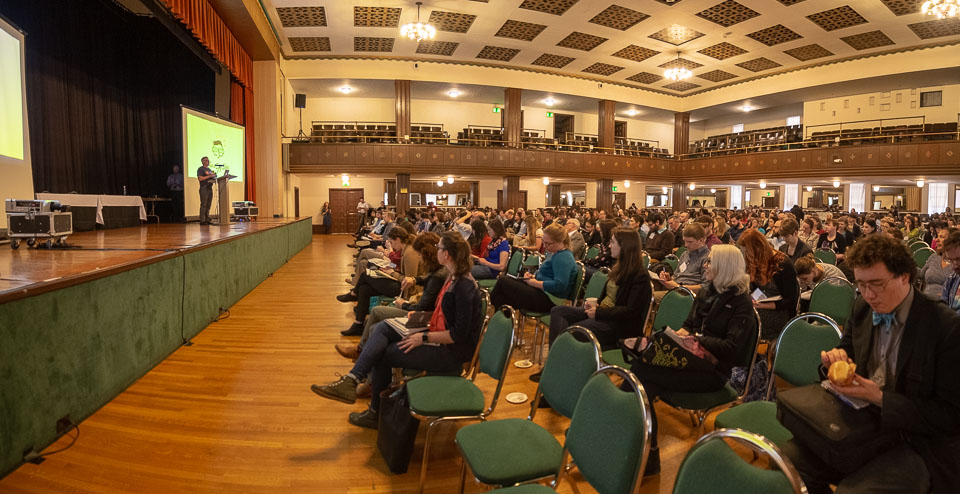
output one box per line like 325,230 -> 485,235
214,174 -> 237,225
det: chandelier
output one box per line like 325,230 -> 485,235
663,52 -> 692,81
400,2 -> 436,43
921,0 -> 959,18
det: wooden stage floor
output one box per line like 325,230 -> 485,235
0,234 -> 728,493
0,219 -> 303,303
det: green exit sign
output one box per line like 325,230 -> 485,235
612,186 -> 618,192
492,107 -> 501,113
765,191 -> 773,197
546,112 -> 554,118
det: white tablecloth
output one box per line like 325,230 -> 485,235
36,193 -> 147,223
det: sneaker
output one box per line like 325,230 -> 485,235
335,343 -> 360,360
643,447 -> 660,477
336,292 -> 358,302
340,322 -> 364,336
310,375 -> 358,404
348,408 -> 379,429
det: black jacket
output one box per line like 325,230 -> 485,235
441,277 -> 484,363
779,240 -> 812,264
751,258 -> 799,316
685,285 -> 757,376
402,268 -> 448,311
595,269 -> 652,340
840,291 -> 960,493
790,205 -> 804,220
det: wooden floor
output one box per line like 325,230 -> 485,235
0,234 -> 721,493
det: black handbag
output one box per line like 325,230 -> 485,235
619,330 -> 717,373
376,385 -> 421,474
777,384 -> 899,473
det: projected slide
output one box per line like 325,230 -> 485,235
0,20 -> 25,161
182,108 -> 244,182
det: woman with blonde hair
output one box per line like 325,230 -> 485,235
516,214 -> 543,252
490,223 -> 577,314
626,244 -> 757,476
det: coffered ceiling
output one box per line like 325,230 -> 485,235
262,0 -> 960,96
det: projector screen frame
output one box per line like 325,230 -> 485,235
0,13 -> 34,230
180,105 -> 246,223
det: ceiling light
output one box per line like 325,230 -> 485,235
833,180 -> 841,188
917,179 -> 925,187
663,51 -> 692,81
543,98 -> 556,107
341,174 -> 350,186
806,185 -> 813,192
447,176 -> 454,184
759,180 -> 766,189
543,177 -> 550,185
922,0 -> 959,19
662,186 -> 668,194
689,183 -> 696,191
339,86 -> 353,94
873,185 -> 880,192
436,180 -> 443,187
622,180 -> 630,188
741,105 -> 753,112
626,109 -> 638,117
710,188 -> 716,193
447,90 -> 461,98
400,2 -> 436,42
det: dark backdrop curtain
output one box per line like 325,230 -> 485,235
4,0 -> 215,196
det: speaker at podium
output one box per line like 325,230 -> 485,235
214,173 -> 237,225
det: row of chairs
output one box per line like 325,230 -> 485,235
807,121 -> 958,147
688,125 -> 803,157
907,237 -> 936,268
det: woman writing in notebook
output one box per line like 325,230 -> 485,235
738,228 -> 799,340
310,231 -> 483,430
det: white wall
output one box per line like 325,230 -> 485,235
690,104 -> 803,141
293,175 -> 386,224
803,84 -> 960,131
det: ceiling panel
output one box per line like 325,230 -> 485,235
266,0 -> 960,96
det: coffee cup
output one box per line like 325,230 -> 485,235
585,297 -> 598,310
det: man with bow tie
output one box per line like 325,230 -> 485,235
783,234 -> 960,494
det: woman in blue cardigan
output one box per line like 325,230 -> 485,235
490,223 -> 578,313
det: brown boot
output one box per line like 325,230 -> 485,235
356,381 -> 372,399
335,343 -> 360,361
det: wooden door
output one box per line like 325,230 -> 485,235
613,192 -> 626,210
329,188 -> 364,233
294,187 -> 300,217
497,190 -> 527,210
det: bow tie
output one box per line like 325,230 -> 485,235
872,312 -> 896,328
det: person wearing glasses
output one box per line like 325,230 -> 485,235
784,234 -> 960,494
311,231 -> 482,429
489,223 -> 577,314
940,230 -> 960,315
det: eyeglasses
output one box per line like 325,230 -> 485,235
855,276 -> 898,296
435,243 -> 446,251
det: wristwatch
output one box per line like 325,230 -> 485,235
421,333 -> 429,343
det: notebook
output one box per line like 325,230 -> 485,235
385,311 -> 433,337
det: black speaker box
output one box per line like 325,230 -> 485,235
294,93 -> 306,108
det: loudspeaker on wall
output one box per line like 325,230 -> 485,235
294,93 -> 306,109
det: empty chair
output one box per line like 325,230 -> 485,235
808,276 -> 856,329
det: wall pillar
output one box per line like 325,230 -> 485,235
546,184 -> 562,207
504,88 -> 522,148
673,182 -> 688,211
596,178 -> 613,211
396,173 -> 410,214
395,80 -> 411,142
503,176 -> 521,211
598,100 -> 615,153
674,112 -> 690,158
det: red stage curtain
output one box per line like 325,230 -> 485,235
244,85 -> 256,203
159,0 -> 253,89
230,79 -> 244,124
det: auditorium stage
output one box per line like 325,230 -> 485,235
0,218 -> 313,477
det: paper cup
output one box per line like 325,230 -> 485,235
585,297 -> 598,309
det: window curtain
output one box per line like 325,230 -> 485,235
906,186 -> 922,211
784,184 -> 799,210
849,183 -> 865,212
928,183 -> 948,214
730,185 -> 743,209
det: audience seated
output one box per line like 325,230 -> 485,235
489,223 -> 577,314
566,218 -> 586,259
655,223 -> 709,295
738,229 -> 799,340
644,213 -> 674,262
311,231 -> 483,429
794,254 -> 848,291
940,230 -> 960,315
783,234 -> 960,494
920,227 -> 958,299
817,219 -> 847,261
470,219 -> 509,280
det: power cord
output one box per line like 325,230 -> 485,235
23,423 -> 80,464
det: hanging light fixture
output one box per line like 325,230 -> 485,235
663,52 -> 692,81
806,185 -> 813,192
688,183 -> 696,191
400,2 -> 437,43
542,177 -> 550,185
917,179 -> 925,188
662,186 -> 668,194
710,188 -> 717,193
341,174 -> 350,186
624,180 -> 631,188
921,0 -> 959,19
436,180 -> 443,187
833,180 -> 841,188
759,180 -> 767,189
873,185 -> 880,192
447,175 -> 454,184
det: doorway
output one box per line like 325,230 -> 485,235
497,190 -> 528,210
613,192 -> 626,210
554,113 -> 574,143
294,187 -> 300,218
329,188 -> 364,233
615,121 -> 627,138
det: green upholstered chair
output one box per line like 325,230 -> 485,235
407,304 -> 517,494
675,246 -> 687,258
584,245 -> 600,261
808,276 -> 856,329
813,248 -> 836,265
673,429 -> 807,494
663,257 -> 679,274
581,267 -> 609,302
913,247 -> 935,268
457,365 -> 652,494
653,285 -> 695,333
642,251 -> 651,269
658,308 -> 762,433
529,261 -> 585,364
714,313 -> 842,445
479,249 -> 525,291
908,240 -> 929,253
601,279 -> 657,369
